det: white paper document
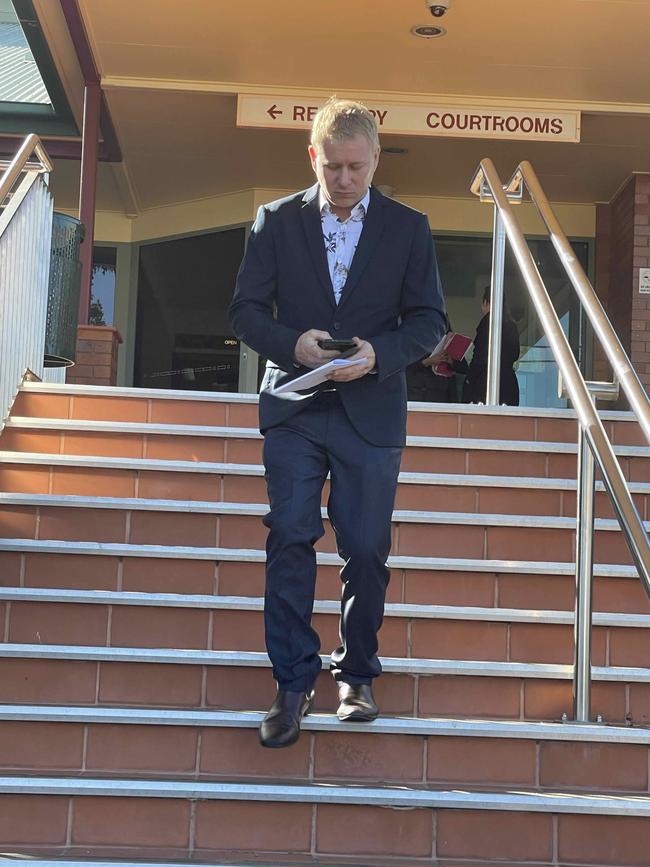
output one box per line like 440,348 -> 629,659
271,357 -> 367,394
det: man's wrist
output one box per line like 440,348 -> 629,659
292,334 -> 303,367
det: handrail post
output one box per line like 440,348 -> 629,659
486,208 -> 506,405
574,424 -> 596,722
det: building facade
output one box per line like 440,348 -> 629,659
2,0 -> 650,406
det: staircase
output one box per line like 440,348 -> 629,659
1,382 -> 650,865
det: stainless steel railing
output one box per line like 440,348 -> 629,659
470,158 -> 650,722
0,134 -> 54,427
0,133 -> 53,204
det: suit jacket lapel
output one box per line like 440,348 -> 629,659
337,186 -> 386,310
300,184 -> 336,309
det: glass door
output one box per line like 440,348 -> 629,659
433,234 -> 591,408
134,227 -> 245,392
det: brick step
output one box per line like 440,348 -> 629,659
0,494 -> 641,564
0,858 -> 571,867
0,861 -> 456,867
2,451 -> 647,520
1,589 -> 649,667
0,644 -> 649,724
2,540 -> 649,614
1,704 -> 649,794
16,381 -> 649,447
0,860 -> 483,867
5,416 -> 650,479
12,386 -> 260,429
0,775 -> 649,864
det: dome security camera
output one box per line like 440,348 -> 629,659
426,0 -> 452,16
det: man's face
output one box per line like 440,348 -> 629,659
308,134 -> 379,212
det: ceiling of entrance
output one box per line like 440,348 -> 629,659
81,0 -> 650,105
43,0 -> 650,213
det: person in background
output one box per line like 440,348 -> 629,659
452,285 -> 520,405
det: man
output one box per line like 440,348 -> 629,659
229,98 -> 446,748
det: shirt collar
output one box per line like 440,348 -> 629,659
319,187 -> 370,222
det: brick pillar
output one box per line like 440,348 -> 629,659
67,325 -> 122,386
594,174 -> 650,401
630,175 -> 650,388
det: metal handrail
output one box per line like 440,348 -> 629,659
470,158 -> 650,722
0,135 -> 54,428
0,133 -> 53,205
517,161 -> 650,444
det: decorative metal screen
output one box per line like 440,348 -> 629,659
45,212 -> 83,367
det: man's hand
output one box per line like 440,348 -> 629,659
294,329 -> 339,368
327,337 -> 376,382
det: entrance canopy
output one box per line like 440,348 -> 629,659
15,0 -> 650,222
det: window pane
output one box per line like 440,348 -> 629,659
90,246 -> 117,327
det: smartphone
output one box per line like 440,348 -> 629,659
317,339 -> 357,353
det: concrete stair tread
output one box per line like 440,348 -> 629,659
0,536 -> 641,576
0,861 -> 458,867
6,415 -> 650,455
0,449 -> 270,477
0,449 -> 589,488
1,586 -> 649,628
18,381 -> 643,423
1,767 -> 648,800
20,382 -> 258,405
0,861 -> 503,867
4,415 -> 261,439
1,702 -> 647,742
0,641 -> 649,680
2,490 -> 646,533
5,447 -> 648,495
0,861 -> 579,867
2,495 -> 641,572
1,772 -> 649,814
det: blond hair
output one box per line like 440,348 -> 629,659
311,97 -> 379,151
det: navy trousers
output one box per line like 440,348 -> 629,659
262,391 -> 402,692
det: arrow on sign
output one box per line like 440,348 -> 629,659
267,104 -> 283,120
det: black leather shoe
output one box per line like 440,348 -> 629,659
337,682 -> 379,722
259,689 -> 315,748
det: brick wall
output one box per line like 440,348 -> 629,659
630,175 -> 650,390
608,178 -> 635,354
66,325 -> 122,387
594,174 -> 650,398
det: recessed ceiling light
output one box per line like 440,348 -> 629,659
411,24 -> 446,38
382,147 -> 409,155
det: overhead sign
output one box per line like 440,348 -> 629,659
237,95 -> 581,143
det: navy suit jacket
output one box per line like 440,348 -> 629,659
229,183 -> 446,447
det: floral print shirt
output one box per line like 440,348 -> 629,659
319,188 -> 370,304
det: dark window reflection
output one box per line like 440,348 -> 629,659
134,228 -> 245,391
90,246 -> 117,326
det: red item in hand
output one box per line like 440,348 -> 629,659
432,333 -> 473,378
